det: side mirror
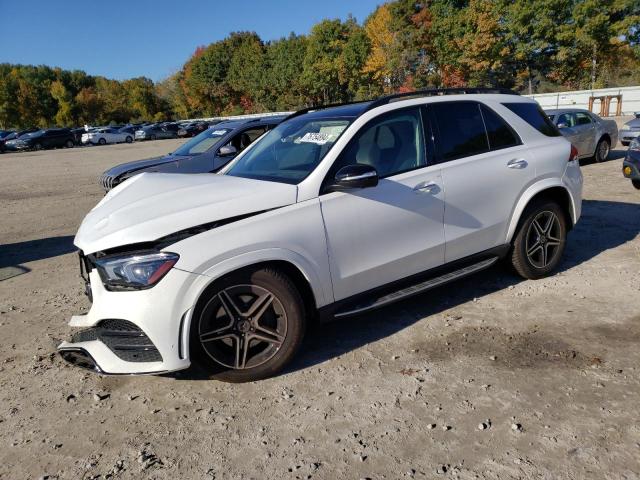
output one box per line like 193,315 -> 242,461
218,145 -> 238,157
329,164 -> 378,191
557,122 -> 569,129
634,112 -> 640,119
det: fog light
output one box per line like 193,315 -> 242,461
624,166 -> 632,176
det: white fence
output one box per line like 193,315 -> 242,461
525,86 -> 640,116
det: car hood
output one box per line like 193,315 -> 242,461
75,173 -> 298,254
623,118 -> 640,128
103,154 -> 188,178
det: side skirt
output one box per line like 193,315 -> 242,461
319,245 -> 509,322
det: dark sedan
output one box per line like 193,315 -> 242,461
4,128 -> 75,151
134,123 -> 180,141
100,116 -> 285,190
0,130 -> 16,153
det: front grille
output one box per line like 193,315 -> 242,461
72,319 -> 162,363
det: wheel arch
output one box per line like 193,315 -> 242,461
598,133 -> 611,145
506,181 -> 575,243
195,249 -> 328,314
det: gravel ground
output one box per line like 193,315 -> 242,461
0,137 -> 639,480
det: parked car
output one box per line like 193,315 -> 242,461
2,128 -> 48,151
5,128 -> 75,151
619,112 -> 640,146
100,116 -> 284,190
177,122 -> 209,138
82,127 -> 134,145
0,130 -> 15,153
59,89 -> 583,381
545,108 -> 617,162
135,123 -> 180,141
622,138 -> 640,190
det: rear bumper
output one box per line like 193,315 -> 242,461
563,159 -> 583,225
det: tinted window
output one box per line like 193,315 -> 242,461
331,107 -> 426,178
575,112 -> 592,125
503,102 -> 561,137
480,105 -> 520,150
229,127 -> 266,152
430,102 -> 489,162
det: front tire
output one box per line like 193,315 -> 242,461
98,138 -> 107,145
190,267 -> 306,382
125,136 -> 133,143
511,200 -> 567,279
34,143 -> 43,151
594,138 -> 610,162
633,179 -> 640,190
65,139 -> 74,148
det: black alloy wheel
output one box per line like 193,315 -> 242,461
191,267 -> 306,382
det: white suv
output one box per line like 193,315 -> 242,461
58,89 -> 583,382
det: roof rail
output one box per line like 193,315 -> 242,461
284,99 -> 371,122
364,87 -> 519,112
284,88 -> 518,122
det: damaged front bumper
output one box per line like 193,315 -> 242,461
58,258 -> 209,375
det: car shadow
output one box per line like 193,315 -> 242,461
0,235 -> 76,270
580,148 -> 626,165
170,199 -> 640,381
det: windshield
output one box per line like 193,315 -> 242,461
226,117 -> 351,184
173,127 -> 230,156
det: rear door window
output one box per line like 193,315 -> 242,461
503,102 -> 561,137
557,113 -> 576,128
429,101 -> 489,162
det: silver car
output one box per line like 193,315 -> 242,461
619,113 -> 640,146
546,108 -> 618,162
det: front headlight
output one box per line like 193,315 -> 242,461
93,251 -> 179,290
630,138 -> 640,151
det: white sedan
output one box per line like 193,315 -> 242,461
81,127 -> 134,146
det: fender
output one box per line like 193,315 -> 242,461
505,177 -> 577,243
196,247 -> 331,308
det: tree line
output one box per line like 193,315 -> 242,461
1,0 -> 638,128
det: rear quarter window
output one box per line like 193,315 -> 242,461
503,102 -> 561,137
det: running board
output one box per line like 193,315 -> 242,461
334,257 -> 498,318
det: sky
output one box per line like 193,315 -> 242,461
0,0 -> 382,82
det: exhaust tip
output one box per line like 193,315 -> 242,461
59,348 -> 103,374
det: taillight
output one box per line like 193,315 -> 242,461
569,144 -> 578,162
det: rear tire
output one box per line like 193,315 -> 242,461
633,179 -> 640,190
594,138 -> 610,162
190,267 -> 306,383
510,200 -> 567,280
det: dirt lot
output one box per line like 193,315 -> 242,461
0,137 -> 639,480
